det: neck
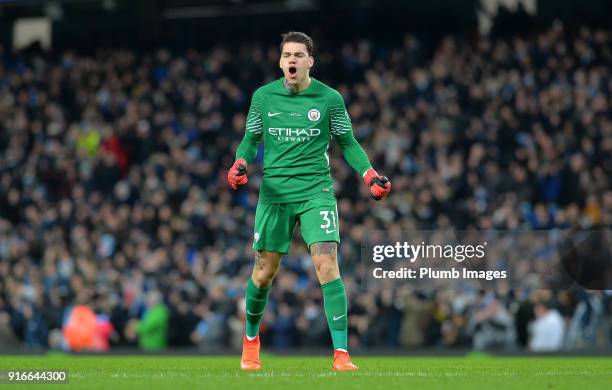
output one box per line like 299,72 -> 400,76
285,75 -> 311,93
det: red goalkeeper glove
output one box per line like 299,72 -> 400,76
363,168 -> 391,200
227,159 -> 248,189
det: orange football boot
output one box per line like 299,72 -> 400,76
332,349 -> 358,371
240,334 -> 261,370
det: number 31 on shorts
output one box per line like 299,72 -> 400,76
320,210 -> 337,233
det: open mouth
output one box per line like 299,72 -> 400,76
288,66 -> 297,76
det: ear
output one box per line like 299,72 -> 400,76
279,58 -> 283,69
308,56 -> 314,69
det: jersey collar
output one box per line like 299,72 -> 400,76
281,77 -> 315,95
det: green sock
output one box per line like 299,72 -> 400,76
245,277 -> 271,338
321,278 -> 348,350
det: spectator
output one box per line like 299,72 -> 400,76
468,292 -> 516,350
529,298 -> 565,352
131,290 -> 169,351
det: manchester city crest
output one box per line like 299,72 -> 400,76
307,108 -> 321,122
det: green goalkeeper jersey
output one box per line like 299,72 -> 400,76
235,77 -> 372,204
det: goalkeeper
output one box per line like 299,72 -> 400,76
227,32 -> 391,371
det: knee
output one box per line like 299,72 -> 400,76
252,251 -> 279,288
314,255 -> 339,283
315,260 -> 336,280
252,267 -> 276,288
310,242 -> 339,282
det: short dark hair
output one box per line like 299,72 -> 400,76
280,31 -> 314,56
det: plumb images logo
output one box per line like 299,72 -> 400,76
361,229 -> 612,289
557,229 -> 611,290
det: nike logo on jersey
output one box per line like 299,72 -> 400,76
333,314 -> 346,321
325,229 -> 336,234
268,112 -> 281,117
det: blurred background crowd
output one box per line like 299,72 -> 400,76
0,0 -> 611,353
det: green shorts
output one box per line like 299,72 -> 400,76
253,198 -> 340,253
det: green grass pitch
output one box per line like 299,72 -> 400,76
0,354 -> 610,389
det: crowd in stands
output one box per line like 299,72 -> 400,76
0,22 -> 610,351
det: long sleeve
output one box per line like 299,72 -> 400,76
329,94 -> 372,176
236,89 -> 263,163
